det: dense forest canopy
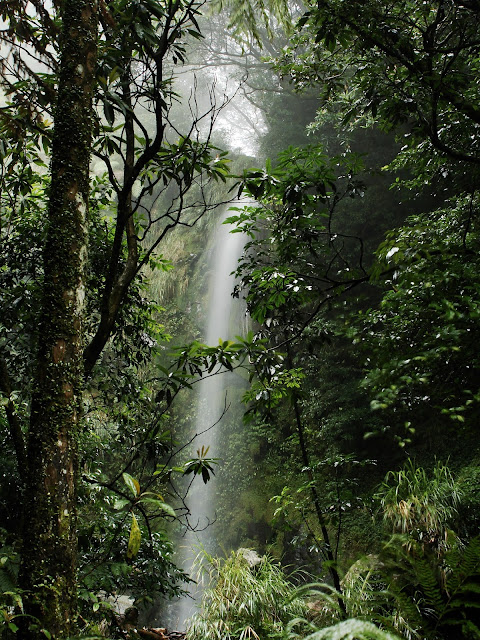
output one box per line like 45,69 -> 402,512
0,0 -> 479,639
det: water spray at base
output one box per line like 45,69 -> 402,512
173,206 -> 249,630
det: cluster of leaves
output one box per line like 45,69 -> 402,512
289,617 -> 402,640
187,548 -> 308,640
271,455 -> 376,545
0,529 -> 27,637
238,0 -> 480,445
0,129 -> 48,423
287,461 -> 480,640
350,198 -> 480,428
277,0 -> 480,181
229,146 -> 368,326
375,460 -> 462,549
77,471 -> 186,619
76,394 -> 224,616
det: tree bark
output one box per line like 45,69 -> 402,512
19,1 -> 98,637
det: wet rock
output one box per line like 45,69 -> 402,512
238,548 -> 262,568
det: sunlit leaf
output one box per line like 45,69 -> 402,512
123,472 -> 140,497
126,513 -> 141,561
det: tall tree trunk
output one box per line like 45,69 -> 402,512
19,2 -> 98,637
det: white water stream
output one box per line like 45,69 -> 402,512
174,207 -> 248,629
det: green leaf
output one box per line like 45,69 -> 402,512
103,101 -> 115,126
157,501 -> 176,517
114,498 -> 130,510
126,513 -> 141,561
139,496 -> 176,517
123,472 -> 140,497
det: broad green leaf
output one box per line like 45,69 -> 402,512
114,498 -> 130,510
123,472 -> 140,497
126,513 -> 141,561
139,496 -> 176,517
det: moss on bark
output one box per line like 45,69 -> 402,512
18,2 -> 98,638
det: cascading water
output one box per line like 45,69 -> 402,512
174,205 -> 248,629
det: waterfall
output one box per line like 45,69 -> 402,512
174,206 -> 248,629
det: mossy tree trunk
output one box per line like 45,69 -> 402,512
19,1 -> 98,637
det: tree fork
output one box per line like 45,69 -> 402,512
19,1 -> 98,637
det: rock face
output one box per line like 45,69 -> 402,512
99,597 -> 187,640
120,610 -> 187,640
238,548 -> 262,568
107,594 -> 136,615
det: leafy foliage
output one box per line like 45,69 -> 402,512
284,463 -> 480,640
351,198 -> 480,429
229,146 -> 368,325
2,0 -> 480,636
376,459 -> 462,550
211,0 -> 291,46
0,531 -> 20,596
187,549 -> 308,640
0,0 -> 237,632
277,0 -> 480,182
288,618 -> 402,640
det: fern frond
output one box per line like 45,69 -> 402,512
436,536 -> 480,635
446,536 -> 480,595
300,617 -> 403,640
0,569 -> 16,593
0,544 -> 20,594
414,557 -> 444,614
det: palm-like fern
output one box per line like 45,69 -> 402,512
376,460 -> 462,553
353,535 -> 480,639
285,536 -> 480,640
288,463 -> 480,640
290,618 -> 402,640
428,536 -> 480,638
187,549 -> 308,640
